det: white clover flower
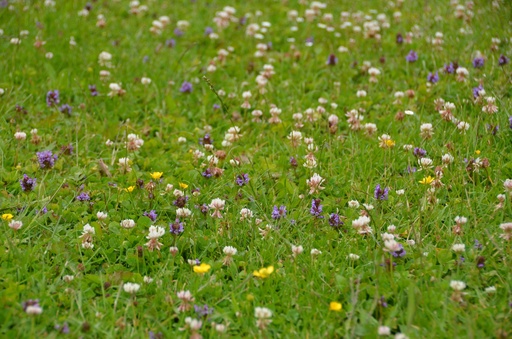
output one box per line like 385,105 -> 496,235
146,225 -> 165,239
8,220 -> 23,231
223,246 -> 237,256
452,243 -> 465,253
123,282 -> 141,294
450,280 -> 466,291
141,77 -> 152,85
82,224 -> 95,235
378,326 -> 391,336
14,132 -> 27,141
348,253 -> 360,260
97,211 -> 108,220
310,248 -> 322,256
240,208 -> 254,221
176,208 -> 192,218
185,317 -> 202,331
291,245 -> 304,256
120,219 -> 136,229
348,200 -> 360,208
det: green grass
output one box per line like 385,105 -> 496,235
0,0 -> 511,337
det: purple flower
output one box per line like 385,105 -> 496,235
326,54 -> 338,66
472,57 -> 484,68
36,206 -> 48,215
427,71 -> 439,83
173,195 -> 189,208
149,331 -> 163,339
89,85 -> 98,96
396,33 -> 403,44
473,84 -> 484,99
499,54 -> 509,66
36,150 -> 58,169
474,239 -> 483,250
54,323 -> 70,334
374,184 -> 389,200
59,104 -> 72,116
199,133 -> 213,145
310,199 -> 323,218
204,27 -> 213,36
328,213 -> 343,228
202,168 -> 213,178
406,50 -> 418,62
174,28 -> 183,37
213,104 -> 220,110
194,304 -> 214,317
143,210 -> 158,222
166,39 -> 176,48
379,296 -> 388,308
200,204 -> 209,215
476,256 -> 485,268
46,90 -> 60,107
391,243 -> 406,257
444,62 -> 455,74
271,205 -> 287,219
76,192 -> 90,201
235,173 -> 250,186
406,166 -> 417,174
180,81 -> 193,93
509,116 -> 512,129
413,147 -> 427,158
61,143 -> 74,155
169,219 -> 184,235
289,156 -> 298,168
20,174 -> 37,192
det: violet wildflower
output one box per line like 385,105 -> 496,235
20,174 -> 37,192
36,206 -> 48,215
476,256 -> 485,268
200,204 -> 209,215
36,150 -> 58,169
149,331 -> 164,339
194,304 -> 214,317
289,156 -> 298,168
396,33 -> 403,44
444,62 -> 455,74
391,243 -> 406,257
174,28 -> 183,37
406,166 -> 417,174
59,104 -> 72,116
374,184 -> 389,200
413,147 -> 427,158
509,116 -> 512,129
326,54 -> 338,66
202,168 -> 213,178
166,39 -> 176,48
89,85 -> 98,96
406,50 -> 418,62
173,195 -> 189,208
180,81 -> 193,93
472,84 -> 484,99
310,199 -> 324,218
235,173 -> 250,186
54,323 -> 70,334
169,219 -> 184,235
328,213 -> 343,228
213,104 -> 220,110
46,90 -> 60,107
472,57 -> 484,68
427,71 -> 439,83
199,133 -> 213,145
378,296 -> 388,308
271,205 -> 287,219
143,210 -> 158,222
60,143 -> 74,155
498,54 -> 509,66
474,239 -> 483,250
204,27 -> 213,36
76,192 -> 90,201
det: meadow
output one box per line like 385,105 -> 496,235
0,0 -> 511,337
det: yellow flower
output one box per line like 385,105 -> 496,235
193,263 -> 211,274
475,150 -> 481,155
329,301 -> 342,312
150,172 -> 163,180
384,139 -> 395,147
1,213 -> 14,221
179,182 -> 188,189
419,176 -> 434,185
253,265 -> 274,278
125,186 -> 135,192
